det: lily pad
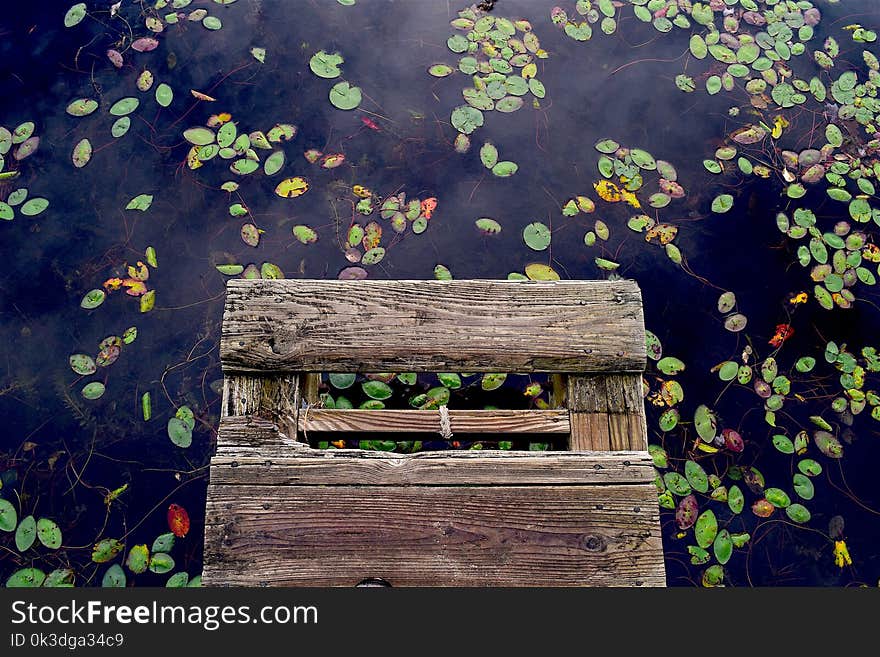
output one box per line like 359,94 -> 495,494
451,105 -> 484,134
109,97 -> 139,116
80,289 -> 106,309
491,161 -> 518,177
329,82 -> 362,110
711,194 -> 734,213
64,3 -> 88,28
66,98 -> 98,117
72,138 -> 92,168
523,222 -> 551,251
81,382 -> 105,400
167,417 -> 192,448
362,380 -> 393,400
695,509 -> 718,549
15,515 -> 36,551
20,198 -> 49,216
36,518 -> 62,549
0,499 -> 17,532
155,83 -> 173,107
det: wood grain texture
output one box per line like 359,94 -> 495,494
568,374 -> 647,451
220,279 -> 646,373
209,450 -> 655,486
216,416 -> 306,456
203,484 -> 665,587
298,409 -> 570,434
222,374 -> 301,444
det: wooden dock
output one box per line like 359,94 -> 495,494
203,279 -> 666,586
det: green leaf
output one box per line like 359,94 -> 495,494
155,83 -> 173,107
713,529 -> 733,565
684,460 -> 709,494
15,515 -> 36,551
20,198 -> 49,216
711,194 -> 734,213
126,544 -> 150,574
765,488 -> 791,508
126,194 -> 153,211
523,222 -> 551,251
0,499 -> 17,532
491,161 -> 518,177
786,503 -> 811,523
36,518 -> 62,549
44,568 -> 75,587
64,3 -> 88,28
329,373 -> 356,389
695,510 -> 718,549
329,81 -> 362,110
149,552 -> 175,574
6,568 -> 45,588
657,356 -> 685,375
109,97 -> 139,116
102,564 -> 126,588
728,485 -> 744,514
81,382 -> 105,400
663,472 -> 691,496
92,538 -> 123,563
450,105 -> 484,134
152,532 -> 175,553
793,473 -> 814,500
480,142 -> 498,169
167,418 -> 193,448
166,572 -> 190,587
438,373 -> 462,389
694,405 -> 717,441
772,434 -> 794,454
362,380 -> 393,400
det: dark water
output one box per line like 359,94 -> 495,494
1,0 -> 879,586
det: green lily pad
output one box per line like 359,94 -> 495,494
523,222 -> 551,251
713,529 -> 733,565
15,515 -> 36,551
362,380 -> 393,400
92,538 -> 123,563
102,564 -> 126,588
711,194 -> 734,213
329,373 -> 356,389
451,105 -> 484,134
20,198 -> 49,216
480,142 -> 498,169
111,116 -> 130,138
438,373 -> 462,389
66,98 -> 98,116
155,83 -> 173,107
685,460 -> 709,494
167,417 -> 192,448
0,499 -> 17,532
695,509 -> 718,549
126,194 -> 153,211
786,503 -> 811,523
663,471 -> 691,496
694,405 -> 717,441
36,517 -> 62,549
329,82 -> 362,110
109,97 -> 139,116
475,217 -> 502,234
149,552 -> 175,574
126,544 -> 150,574
310,51 -> 343,78
772,434 -> 794,454
728,485 -> 744,514
657,356 -> 685,375
64,3 -> 88,28
765,488 -> 791,508
492,161 -> 518,177
6,568 -> 45,587
793,473 -> 814,500
428,64 -> 454,78
72,138 -> 92,168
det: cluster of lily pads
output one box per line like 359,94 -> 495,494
0,122 -> 49,220
309,51 -> 363,111
314,371 -> 554,452
435,6 -> 547,157
0,503 -> 73,587
89,503 -> 198,588
184,116 -> 298,176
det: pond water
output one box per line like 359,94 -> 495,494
1,0 -> 879,587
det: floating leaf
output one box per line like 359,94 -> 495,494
491,161 -> 518,177
102,564 -> 126,588
20,197 -> 49,216
92,538 -> 123,563
786,503 -> 811,523
36,518 -> 62,549
167,417 -> 192,448
524,263 -> 559,281
275,177 -> 309,198
155,83 -> 173,107
109,97 -> 139,116
694,405 -> 717,442
72,138 -> 92,168
64,3 -> 87,28
362,380 -> 393,400
428,64 -> 454,78
126,544 -> 150,574
329,82 -> 362,110
523,222 -> 551,250
675,494 -> 699,530
80,289 -> 105,309
69,354 -> 96,375
0,499 -> 17,532
695,510 -> 718,549
6,568 -> 45,588
66,98 -> 98,117
657,357 -> 685,375
475,217 -> 502,234
250,47 -> 266,63
292,225 -> 317,244
15,515 -> 36,551
711,194 -> 734,213
126,194 -> 153,211
451,105 -> 484,134
480,142 -> 498,169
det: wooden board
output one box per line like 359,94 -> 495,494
203,483 -> 665,587
208,450 -> 655,486
568,374 -> 647,451
220,279 -> 646,374
298,409 -> 570,434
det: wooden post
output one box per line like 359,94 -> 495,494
567,373 -> 646,451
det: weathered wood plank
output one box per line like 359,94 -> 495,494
216,416 -> 307,455
298,409 -> 570,434
222,374 -> 301,444
567,374 -> 647,451
605,374 -> 648,451
220,280 -> 646,373
209,450 -> 654,486
203,484 -> 664,587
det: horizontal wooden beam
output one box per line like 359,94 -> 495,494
209,450 -> 655,486
220,279 -> 646,374
203,483 -> 665,587
298,409 -> 570,434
